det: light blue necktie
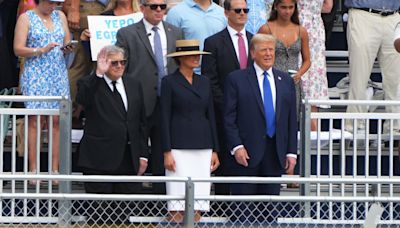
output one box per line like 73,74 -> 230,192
263,71 -> 275,137
152,26 -> 166,96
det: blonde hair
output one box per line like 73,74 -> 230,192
104,0 -> 140,13
250,34 -> 276,51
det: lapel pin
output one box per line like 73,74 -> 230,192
278,76 -> 281,80
168,28 -> 171,32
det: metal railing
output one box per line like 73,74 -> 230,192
300,99 -> 400,225
0,96 -> 72,225
0,97 -> 399,227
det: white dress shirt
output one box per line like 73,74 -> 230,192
143,19 -> 168,73
227,25 -> 249,64
103,75 -> 128,111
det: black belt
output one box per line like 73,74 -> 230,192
355,8 -> 399,16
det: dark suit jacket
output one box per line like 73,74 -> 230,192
202,28 -> 253,113
160,70 -> 219,152
76,74 -> 148,173
116,20 -> 184,116
224,66 -> 297,170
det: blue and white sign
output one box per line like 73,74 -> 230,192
88,13 -> 143,60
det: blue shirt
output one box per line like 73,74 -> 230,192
245,0 -> 273,35
166,0 -> 226,73
166,0 -> 226,50
345,0 -> 400,11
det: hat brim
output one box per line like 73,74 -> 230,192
166,50 -> 210,58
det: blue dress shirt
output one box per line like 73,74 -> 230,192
166,0 -> 226,50
344,0 -> 400,11
166,0 -> 226,74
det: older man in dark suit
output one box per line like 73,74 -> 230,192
202,0 -> 252,195
224,34 -> 297,196
115,0 -> 183,194
77,45 -> 147,224
77,45 -> 148,193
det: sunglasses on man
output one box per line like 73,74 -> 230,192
144,4 -> 167,10
231,8 -> 250,14
110,60 -> 127,67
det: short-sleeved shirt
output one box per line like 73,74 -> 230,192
344,0 -> 400,11
166,0 -> 226,51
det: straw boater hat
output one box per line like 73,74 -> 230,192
166,40 -> 210,57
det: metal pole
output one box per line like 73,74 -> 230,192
300,99 -> 311,218
58,97 -> 72,226
183,177 -> 195,227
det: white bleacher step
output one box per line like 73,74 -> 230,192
129,216 -> 228,224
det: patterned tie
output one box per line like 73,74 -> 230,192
263,71 -> 275,137
237,32 -> 247,69
152,26 -> 166,96
112,81 -> 126,112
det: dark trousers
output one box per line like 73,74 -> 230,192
0,0 -> 18,90
214,120 -> 230,195
82,144 -> 141,225
229,137 -> 283,224
146,100 -> 165,194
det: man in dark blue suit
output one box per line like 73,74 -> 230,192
224,33 -> 297,196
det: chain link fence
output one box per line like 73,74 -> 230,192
0,176 -> 399,227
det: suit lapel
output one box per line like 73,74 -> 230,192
164,21 -> 175,72
246,32 -> 253,66
222,29 -> 240,69
247,67 -> 265,116
136,20 -> 157,64
273,68 -> 282,122
103,79 -> 126,117
174,72 -> 201,98
122,76 -> 131,114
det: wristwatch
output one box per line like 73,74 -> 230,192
33,48 -> 38,56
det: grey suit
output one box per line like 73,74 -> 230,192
116,20 -> 183,116
115,19 -> 183,194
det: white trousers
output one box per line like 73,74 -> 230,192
346,9 -> 400,131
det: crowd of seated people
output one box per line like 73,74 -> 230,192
0,0 -> 399,224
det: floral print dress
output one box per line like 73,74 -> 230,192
297,0 -> 329,101
20,10 -> 69,109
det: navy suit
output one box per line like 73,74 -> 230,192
160,70 -> 219,152
224,66 -> 297,195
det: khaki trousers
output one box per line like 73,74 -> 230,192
346,9 -> 400,132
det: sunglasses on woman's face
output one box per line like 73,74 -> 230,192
110,60 -> 127,67
144,4 -> 167,10
231,8 -> 250,14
